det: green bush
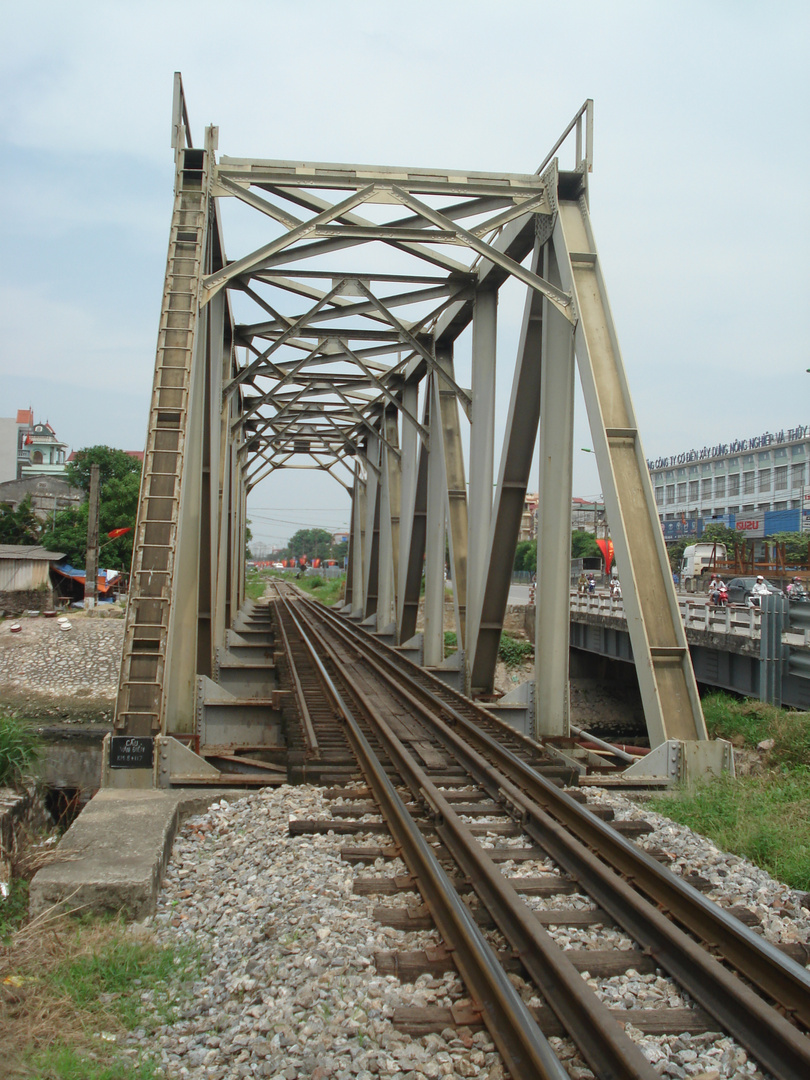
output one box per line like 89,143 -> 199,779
0,716 -> 39,787
498,632 -> 533,669
651,693 -> 810,890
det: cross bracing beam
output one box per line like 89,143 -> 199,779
113,83 -> 709,778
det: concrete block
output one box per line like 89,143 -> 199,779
29,788 -> 184,919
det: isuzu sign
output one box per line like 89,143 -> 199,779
735,519 -> 765,537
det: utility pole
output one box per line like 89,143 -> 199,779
85,464 -> 100,611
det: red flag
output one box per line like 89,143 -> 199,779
107,527 -> 132,539
596,538 -> 614,569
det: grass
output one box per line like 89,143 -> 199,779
650,693 -> 810,890
244,571 -> 267,601
0,912 -> 198,1079
0,715 -> 40,787
498,631 -> 533,669
0,878 -> 31,944
294,572 -> 346,607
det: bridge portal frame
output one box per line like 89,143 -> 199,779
113,76 -> 707,760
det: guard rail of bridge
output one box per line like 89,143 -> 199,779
569,591 -> 810,645
568,591 -> 810,708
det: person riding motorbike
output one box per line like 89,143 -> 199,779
749,576 -> 770,608
709,576 -> 725,606
787,576 -> 807,601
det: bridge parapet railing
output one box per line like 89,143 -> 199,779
568,590 -> 761,638
568,591 -> 810,648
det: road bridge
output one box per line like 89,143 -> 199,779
110,75 -> 728,787
567,593 -> 810,712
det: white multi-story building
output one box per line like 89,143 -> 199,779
647,423 -> 810,537
0,409 -> 69,482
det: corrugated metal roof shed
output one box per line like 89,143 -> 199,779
0,545 -> 66,560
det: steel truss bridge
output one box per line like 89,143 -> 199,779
112,74 -> 724,782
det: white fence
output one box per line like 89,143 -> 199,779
569,590 -> 810,647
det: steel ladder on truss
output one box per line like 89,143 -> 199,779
114,146 -> 209,737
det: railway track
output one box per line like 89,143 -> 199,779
268,584 -> 810,1080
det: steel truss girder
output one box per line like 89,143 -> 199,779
117,83 -> 706,766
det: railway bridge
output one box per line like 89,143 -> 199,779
109,75 -> 727,789
39,82 -> 810,1075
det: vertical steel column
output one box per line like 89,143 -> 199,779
350,462 -> 367,618
363,433 -> 381,621
378,408 -> 401,631
435,347 -> 469,647
424,372 -> 446,666
468,236 -> 545,693
760,593 -> 788,705
535,243 -> 575,737
466,289 -> 497,664
212,306 -> 235,655
163,269 -> 208,732
397,381 -> 420,638
553,187 -> 707,746
214,432 -> 235,643
196,296 -> 215,679
399,388 -> 430,644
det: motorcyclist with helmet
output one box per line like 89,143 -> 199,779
749,575 -> 770,608
787,576 -> 807,602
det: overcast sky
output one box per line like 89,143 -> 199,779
2,1 -> 808,549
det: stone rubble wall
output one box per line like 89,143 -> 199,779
0,587 -> 55,616
0,785 -> 52,883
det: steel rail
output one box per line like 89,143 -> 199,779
294,595 -> 810,1080
269,594 -> 319,755
272,593 -> 569,1080
284,602 -> 660,1080
302,593 -> 810,1023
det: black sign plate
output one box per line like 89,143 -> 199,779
109,736 -> 154,769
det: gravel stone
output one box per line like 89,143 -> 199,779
125,783 -> 810,1079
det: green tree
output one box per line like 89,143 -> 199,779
571,530 -> 600,560
513,540 -> 535,572
331,539 -> 348,563
667,536 -> 690,574
701,523 -> 740,556
65,445 -> 141,493
0,495 -> 41,545
767,532 -> 810,567
287,527 -> 333,562
40,447 -> 142,571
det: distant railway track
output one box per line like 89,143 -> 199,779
269,584 -> 810,1080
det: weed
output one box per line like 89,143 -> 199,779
0,878 -> 29,943
24,1045 -> 160,1079
443,631 -> 458,658
650,770 -> 810,891
0,914 -> 198,1078
244,574 -> 267,601
295,574 -> 346,607
0,715 -> 40,787
701,693 -> 779,748
498,632 -> 533,670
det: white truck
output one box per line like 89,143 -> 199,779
680,542 -> 727,579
